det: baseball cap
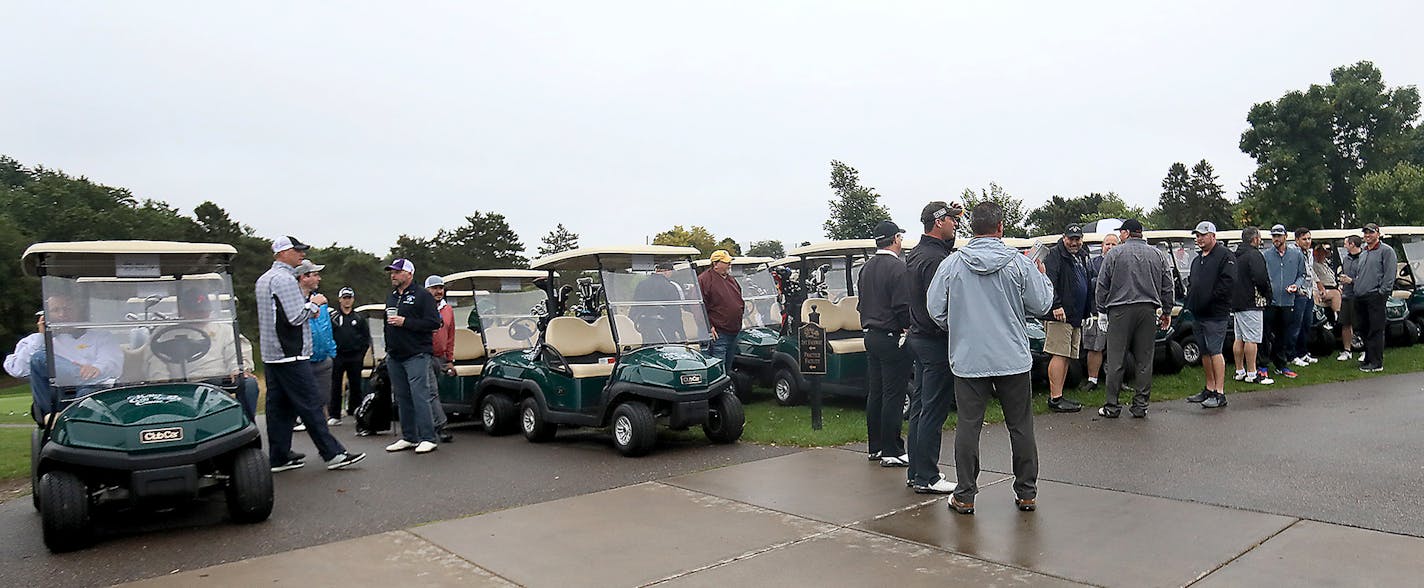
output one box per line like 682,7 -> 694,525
292,259 -> 325,274
1120,219 -> 1144,233
35,310 -> 44,317
654,261 -> 675,271
709,250 -> 733,264
1270,224 -> 1288,236
385,258 -> 415,273
338,287 -> 355,298
1064,223 -> 1085,238
424,275 -> 445,288
920,201 -> 964,224
271,235 -> 311,253
872,220 -> 906,241
1363,223 -> 1381,234
1192,221 -> 1217,235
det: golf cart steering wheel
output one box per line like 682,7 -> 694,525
150,325 -> 213,365
507,317 -> 539,344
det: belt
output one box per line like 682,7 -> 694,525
1324,285 -> 1338,290
864,328 -> 900,335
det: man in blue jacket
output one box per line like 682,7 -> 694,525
1262,225 -> 1309,378
1040,224 -> 1090,413
381,258 -> 444,454
928,201 -> 1053,515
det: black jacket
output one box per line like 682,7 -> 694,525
1231,243 -> 1272,312
856,251 -> 911,332
331,307 -> 371,360
384,284 -> 442,361
1185,243 -> 1236,319
1043,240 -> 1093,327
904,234 -> 954,337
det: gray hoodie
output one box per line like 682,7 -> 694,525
928,237 -> 1053,378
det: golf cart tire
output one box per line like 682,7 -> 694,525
31,429 -> 41,511
1156,340 -> 1186,375
225,447 -> 274,524
482,394 -> 519,436
520,397 -> 557,443
732,371 -> 755,402
773,368 -> 805,406
40,470 -> 91,553
702,392 -> 745,444
1402,320 -> 1421,346
611,401 -> 657,457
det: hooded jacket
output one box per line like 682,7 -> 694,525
1263,243 -> 1309,307
928,237 -> 1053,378
1231,242 -> 1272,311
1042,238 -> 1093,327
1184,242 -> 1235,319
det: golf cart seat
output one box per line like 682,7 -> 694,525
1393,290 -> 1411,300
800,299 -> 866,354
452,328 -> 486,376
610,315 -> 643,351
547,316 -> 617,378
361,347 -> 375,379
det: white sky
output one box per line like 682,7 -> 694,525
4,1 -> 1421,258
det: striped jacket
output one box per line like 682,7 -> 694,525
255,261 -> 317,363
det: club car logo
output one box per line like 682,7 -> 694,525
127,393 -> 185,406
680,373 -> 703,385
139,427 -> 184,444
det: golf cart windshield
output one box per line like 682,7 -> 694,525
1155,240 -> 1197,299
473,287 -> 545,352
739,266 -> 783,328
41,274 -> 241,389
803,258 -> 857,302
601,266 -> 712,346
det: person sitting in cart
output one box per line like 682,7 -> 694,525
29,294 -> 122,425
142,289 -> 259,420
632,261 -> 686,342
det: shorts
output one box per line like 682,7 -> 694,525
1043,320 -> 1082,358
1234,310 -> 1263,344
1081,316 -> 1107,351
1338,298 -> 1356,329
1196,318 -> 1228,356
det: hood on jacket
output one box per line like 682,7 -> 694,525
960,237 -> 1019,275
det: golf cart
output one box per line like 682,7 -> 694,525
434,269 -> 547,424
1306,228 -> 1420,348
692,256 -> 782,400
1382,226 -> 1424,339
473,246 -> 743,456
23,241 -> 271,552
768,240 -> 879,406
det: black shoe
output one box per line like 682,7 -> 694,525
1015,498 -> 1037,512
867,451 -> 881,462
438,428 -> 454,443
271,457 -> 305,473
1129,406 -> 1147,418
288,451 -> 306,462
1201,392 -> 1227,408
1097,406 -> 1120,419
1048,396 -> 1082,413
1080,380 -> 1099,392
1186,388 -> 1210,403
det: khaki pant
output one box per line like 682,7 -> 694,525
1043,320 -> 1082,358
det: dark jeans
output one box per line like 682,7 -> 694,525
906,334 -> 955,486
1263,305 -> 1294,369
864,330 -> 910,457
1104,303 -> 1156,410
1356,293 -> 1387,368
1290,295 -> 1313,358
710,331 -> 739,375
28,353 -> 99,424
953,371 -> 1036,502
239,377 -> 258,423
427,355 -> 448,429
330,354 -> 365,418
265,360 -> 347,466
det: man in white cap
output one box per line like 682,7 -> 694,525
426,274 -> 454,443
256,236 -> 365,472
382,258 -> 443,454
1183,222 -> 1234,408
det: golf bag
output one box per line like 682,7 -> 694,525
354,359 -> 394,435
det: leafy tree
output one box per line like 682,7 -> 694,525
652,225 -> 719,255
746,240 -> 785,258
1356,161 -> 1424,225
1087,192 -> 1149,227
306,244 -> 388,306
1027,193 -> 1111,235
959,182 -> 1028,238
1153,160 -> 1235,228
823,160 -> 890,240
1240,61 -> 1422,228
390,212 -> 528,279
714,237 -> 741,256
537,223 -> 580,257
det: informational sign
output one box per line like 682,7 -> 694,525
115,254 -> 161,278
798,321 -> 826,375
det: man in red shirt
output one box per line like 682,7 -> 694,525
426,275 -> 455,442
698,250 -> 745,375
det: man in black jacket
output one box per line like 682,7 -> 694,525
329,287 -> 371,423
1230,227 -> 1275,387
1183,222 -> 1235,408
1040,224 -> 1089,413
381,258 -> 444,454
858,220 -> 912,468
903,201 -> 960,494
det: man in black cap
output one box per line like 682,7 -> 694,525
330,286 -> 369,422
1094,219 -> 1173,418
904,201 -> 961,493
1040,224 -> 1090,413
1353,223 -> 1397,372
858,219 -> 912,467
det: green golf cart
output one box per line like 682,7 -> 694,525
472,246 -> 744,456
767,240 -> 877,406
1382,226 -> 1424,338
23,241 -> 271,552
692,256 -> 782,400
432,269 -> 547,424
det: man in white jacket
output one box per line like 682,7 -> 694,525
3,311 -> 44,378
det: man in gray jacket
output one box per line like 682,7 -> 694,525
928,201 -> 1053,515
1352,223 -> 1398,371
1093,219 -> 1173,418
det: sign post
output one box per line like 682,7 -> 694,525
798,305 -> 828,430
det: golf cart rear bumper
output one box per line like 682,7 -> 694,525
609,376 -> 733,428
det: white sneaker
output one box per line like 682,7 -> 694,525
327,417 -> 342,426
1232,370 -> 1247,381
293,421 -> 307,432
415,441 -> 438,454
385,439 -> 416,452
1304,354 -> 1318,364
879,454 -> 909,467
912,478 -> 957,494
1337,351 -> 1352,361
1291,357 -> 1310,367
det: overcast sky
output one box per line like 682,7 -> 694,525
4,1 -> 1422,258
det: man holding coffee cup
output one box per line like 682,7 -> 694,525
381,258 -> 444,454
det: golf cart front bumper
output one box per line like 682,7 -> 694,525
608,375 -> 733,428
39,423 -> 261,499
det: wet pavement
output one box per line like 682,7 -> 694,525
9,373 -> 1424,586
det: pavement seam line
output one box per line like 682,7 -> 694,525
847,524 -> 1107,588
637,528 -> 840,587
389,529 -> 526,588
1182,518 -> 1303,588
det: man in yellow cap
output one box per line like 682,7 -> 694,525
698,249 -> 745,373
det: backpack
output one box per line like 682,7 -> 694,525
354,359 -> 394,435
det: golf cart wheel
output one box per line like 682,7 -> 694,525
40,470 -> 91,553
31,429 -> 41,511
772,368 -> 805,406
1156,340 -> 1186,375
520,397 -> 557,443
732,371 -> 755,402
481,394 -> 518,436
1404,320 -> 1421,346
226,447 -> 274,524
611,401 -> 656,457
702,393 -> 745,444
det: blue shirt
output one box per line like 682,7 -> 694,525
1262,244 -> 1309,307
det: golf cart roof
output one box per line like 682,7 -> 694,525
442,269 -> 546,282
1002,237 -> 1035,250
692,256 -> 776,268
355,303 -> 385,314
1308,228 -> 1362,240
1141,230 -> 1195,241
22,241 -> 238,277
1381,226 -> 1424,238
530,245 -> 701,271
787,240 -> 878,258
769,256 -> 800,267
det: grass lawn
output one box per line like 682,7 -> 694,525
0,428 -> 29,482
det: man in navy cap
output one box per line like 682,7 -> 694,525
857,219 -> 912,468
381,258 -> 444,454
